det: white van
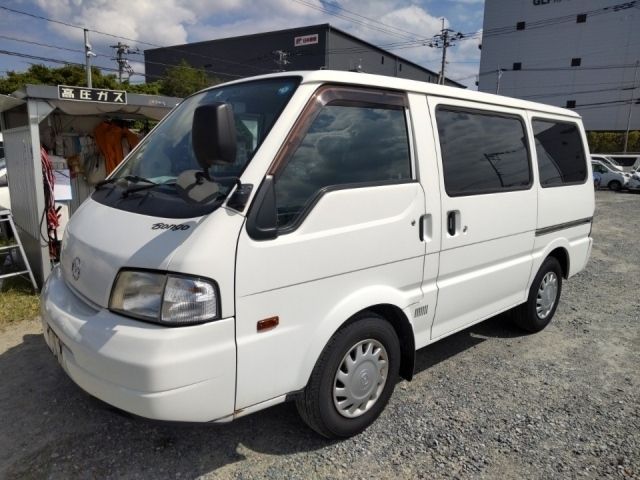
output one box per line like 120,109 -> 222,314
41,71 -> 594,438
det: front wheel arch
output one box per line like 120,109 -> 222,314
295,312 -> 401,438
608,180 -> 622,191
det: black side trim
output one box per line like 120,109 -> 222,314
535,217 -> 592,237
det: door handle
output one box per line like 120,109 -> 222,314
419,214 -> 432,242
447,211 -> 457,236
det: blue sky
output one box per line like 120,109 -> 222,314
0,0 -> 485,88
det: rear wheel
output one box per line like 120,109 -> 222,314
608,180 -> 622,191
295,313 -> 400,438
513,257 -> 563,333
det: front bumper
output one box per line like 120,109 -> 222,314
40,267 -> 236,422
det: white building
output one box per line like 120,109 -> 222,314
478,0 -> 639,131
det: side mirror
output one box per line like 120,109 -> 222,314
192,103 -> 237,168
0,174 -> 6,187
246,175 -> 278,240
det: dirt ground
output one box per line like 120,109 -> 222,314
0,190 -> 638,479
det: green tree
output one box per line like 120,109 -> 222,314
0,64 -> 121,95
125,81 -> 162,95
158,60 -> 218,98
0,63 -> 168,96
587,131 -> 640,153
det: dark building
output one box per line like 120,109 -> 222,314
145,24 -> 464,88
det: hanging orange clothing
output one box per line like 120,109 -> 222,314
94,122 -> 140,174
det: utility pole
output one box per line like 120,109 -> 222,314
623,60 -> 639,153
84,29 -> 96,88
496,66 -> 504,94
439,26 -> 448,85
111,42 -> 138,83
272,50 -> 290,71
428,19 -> 464,85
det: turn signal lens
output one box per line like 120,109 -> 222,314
161,276 -> 218,324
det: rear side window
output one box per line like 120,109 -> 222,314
436,107 -> 531,196
533,120 -> 587,187
608,156 -> 638,167
275,103 -> 411,229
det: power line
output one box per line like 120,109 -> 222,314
0,4 -> 276,75
472,61 -> 640,81
0,34 -> 106,57
0,48 -> 127,74
521,84 -> 638,100
0,48 -> 246,84
0,34 -> 247,80
475,0 -> 638,39
336,0 -> 640,56
0,3 -> 473,81
291,0 -> 424,41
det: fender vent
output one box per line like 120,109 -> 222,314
414,305 -> 429,318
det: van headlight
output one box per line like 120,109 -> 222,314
109,270 -> 219,325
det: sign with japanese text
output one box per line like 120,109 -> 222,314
294,34 -> 319,47
57,85 -> 127,104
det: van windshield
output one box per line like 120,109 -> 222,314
93,77 -> 300,217
117,77 -> 299,185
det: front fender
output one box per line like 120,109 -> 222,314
295,284 -> 417,389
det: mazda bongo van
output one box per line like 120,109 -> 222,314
41,70 -> 594,438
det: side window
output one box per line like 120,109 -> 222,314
533,119 -> 587,187
274,102 -> 411,229
435,107 -> 531,196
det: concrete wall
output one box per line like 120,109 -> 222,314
479,0 -> 640,131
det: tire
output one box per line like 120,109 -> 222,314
295,313 -> 400,438
608,180 -> 622,191
513,257 -> 563,333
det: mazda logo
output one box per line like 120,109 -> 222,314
71,257 -> 81,281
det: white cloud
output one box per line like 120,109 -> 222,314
33,0 -> 481,87
35,0 -> 196,45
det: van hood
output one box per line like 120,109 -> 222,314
60,198 -> 204,308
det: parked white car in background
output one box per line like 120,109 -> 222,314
591,154 -> 624,171
627,166 -> 640,191
605,154 -> 640,170
591,160 -> 629,190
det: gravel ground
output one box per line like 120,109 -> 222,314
0,190 -> 638,479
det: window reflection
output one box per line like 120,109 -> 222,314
275,104 -> 411,228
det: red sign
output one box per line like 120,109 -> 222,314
294,34 -> 319,47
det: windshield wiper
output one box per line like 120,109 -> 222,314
121,180 -> 176,198
96,175 -> 156,190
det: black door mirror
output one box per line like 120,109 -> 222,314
192,103 -> 237,168
0,174 -> 6,187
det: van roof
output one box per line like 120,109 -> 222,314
209,70 -> 581,120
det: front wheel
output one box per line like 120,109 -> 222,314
513,257 -> 563,333
608,180 -> 622,191
295,313 -> 400,438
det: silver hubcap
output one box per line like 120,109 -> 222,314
333,339 -> 388,418
536,271 -> 558,319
